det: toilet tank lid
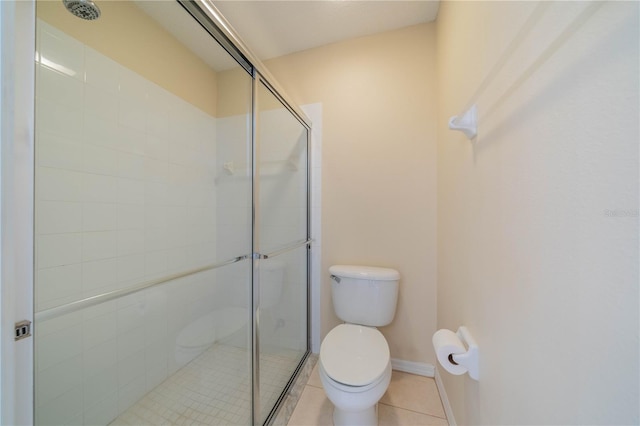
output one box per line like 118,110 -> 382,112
329,265 -> 400,281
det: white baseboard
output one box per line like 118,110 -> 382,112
434,367 -> 456,426
390,359 -> 435,377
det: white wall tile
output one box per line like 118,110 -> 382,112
37,233 -> 82,269
36,325 -> 83,372
144,250 -> 168,278
82,231 -> 117,262
84,113 -> 119,149
144,208 -> 166,229
166,247 -> 189,272
118,68 -> 148,102
35,386 -> 84,425
83,393 -> 118,426
117,374 -> 146,415
144,229 -> 168,251
165,225 -> 188,248
116,301 -> 145,334
37,132 -> 83,171
116,204 -> 144,230
84,82 -> 118,123
146,103 -> 170,139
38,22 -> 85,82
82,258 -> 117,295
144,182 -> 168,206
83,364 -> 118,409
83,173 -> 117,203
38,65 -> 84,108
116,254 -> 146,284
37,200 -> 82,234
116,324 -> 145,361
38,98 -> 84,141
116,152 -> 145,180
117,230 -> 144,256
37,355 -> 83,406
36,311 -> 83,339
83,313 -> 117,350
117,349 -> 145,389
117,178 -> 144,205
117,126 -> 146,155
118,98 -> 147,132
145,340 -> 168,390
83,202 -> 117,232
84,47 -> 120,93
36,264 -> 82,309
82,144 -> 117,176
37,166 -> 84,202
145,134 -> 168,161
144,158 -> 168,182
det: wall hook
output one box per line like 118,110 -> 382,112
449,104 -> 477,140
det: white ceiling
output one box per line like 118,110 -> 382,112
134,1 -> 440,71
213,1 -> 440,61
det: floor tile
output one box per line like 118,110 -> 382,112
287,386 -> 333,426
379,371 -> 446,419
306,364 -> 323,389
378,403 -> 449,426
111,343 -> 303,425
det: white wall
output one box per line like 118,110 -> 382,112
436,1 -> 639,424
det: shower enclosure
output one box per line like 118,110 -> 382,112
32,0 -> 310,424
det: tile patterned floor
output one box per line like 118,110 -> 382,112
287,366 -> 449,426
111,343 -> 303,425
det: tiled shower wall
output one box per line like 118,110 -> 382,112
34,20 -> 224,424
35,20 -> 218,311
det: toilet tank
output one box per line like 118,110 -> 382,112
329,265 -> 400,327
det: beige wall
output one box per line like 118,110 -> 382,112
436,1 -> 639,424
216,67 -> 252,118
266,23 -> 438,363
37,0 -> 217,116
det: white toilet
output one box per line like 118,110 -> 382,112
319,265 -> 400,426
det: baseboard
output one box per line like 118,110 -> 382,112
434,367 -> 456,426
390,358 -> 435,377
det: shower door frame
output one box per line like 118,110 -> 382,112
1,0 -> 312,424
251,72 -> 312,425
183,1 -> 313,422
1,0 -> 36,424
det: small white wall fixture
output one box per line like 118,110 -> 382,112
448,104 -> 477,140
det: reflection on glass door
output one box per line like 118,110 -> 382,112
256,81 -> 309,424
33,1 -> 253,424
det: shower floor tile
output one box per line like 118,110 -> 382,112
111,343 -> 303,426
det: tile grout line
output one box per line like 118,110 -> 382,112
378,402 -> 448,420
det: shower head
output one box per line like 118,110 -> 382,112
62,0 -> 101,21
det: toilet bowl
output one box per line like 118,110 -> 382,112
319,265 -> 400,426
319,323 -> 392,426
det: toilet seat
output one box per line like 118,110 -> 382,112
320,324 -> 390,387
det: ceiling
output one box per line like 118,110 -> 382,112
134,1 -> 440,71
213,1 -> 440,61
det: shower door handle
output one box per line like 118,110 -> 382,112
255,239 -> 312,260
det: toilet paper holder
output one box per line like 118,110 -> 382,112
451,326 -> 479,381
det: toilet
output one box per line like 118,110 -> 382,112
319,265 -> 400,426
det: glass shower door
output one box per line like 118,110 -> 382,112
255,81 -> 309,424
33,1 -> 254,424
